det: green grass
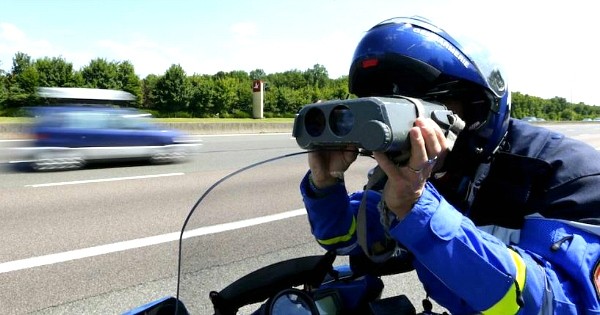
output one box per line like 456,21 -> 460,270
0,117 -> 32,123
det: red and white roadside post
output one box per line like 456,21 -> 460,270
252,80 -> 264,119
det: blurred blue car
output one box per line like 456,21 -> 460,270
17,106 -> 198,171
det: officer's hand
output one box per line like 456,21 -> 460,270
373,118 -> 449,219
308,145 -> 358,188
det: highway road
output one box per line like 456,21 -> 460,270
1,122 -> 599,314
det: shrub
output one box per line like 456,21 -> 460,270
232,109 -> 252,118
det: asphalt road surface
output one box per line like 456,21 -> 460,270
1,122 -> 599,314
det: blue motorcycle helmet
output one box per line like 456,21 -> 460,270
349,16 -> 510,161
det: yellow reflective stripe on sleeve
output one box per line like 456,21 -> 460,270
317,217 -> 356,246
482,248 -> 527,315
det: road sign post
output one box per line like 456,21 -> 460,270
252,80 -> 264,119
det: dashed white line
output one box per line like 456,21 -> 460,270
198,133 -> 291,137
25,173 -> 185,187
0,209 -> 306,273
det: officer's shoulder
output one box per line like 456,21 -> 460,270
506,119 -> 596,159
506,119 -> 561,153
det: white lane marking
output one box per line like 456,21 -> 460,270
198,133 -> 291,137
0,209 -> 306,274
25,173 -> 185,188
0,133 -> 291,143
0,139 -> 31,142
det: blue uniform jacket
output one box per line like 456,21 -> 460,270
301,119 -> 600,314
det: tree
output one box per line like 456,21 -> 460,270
117,61 -> 142,104
226,71 -> 253,115
15,66 -> 39,94
560,108 -> 577,121
34,56 -> 76,87
6,49 -> 600,120
11,52 -> 33,76
189,74 -> 216,117
213,76 -> 240,116
304,64 -> 329,88
6,52 -> 39,108
198,71 -> 254,117
154,64 -> 192,115
328,76 -> 350,100
249,69 -> 266,80
71,71 -> 85,87
269,86 -> 312,116
141,74 -> 160,109
80,58 -> 119,89
0,66 -> 7,109
268,69 -> 307,90
226,70 -> 250,82
10,52 -> 39,93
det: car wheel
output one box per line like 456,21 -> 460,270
150,147 -> 188,164
31,151 -> 86,171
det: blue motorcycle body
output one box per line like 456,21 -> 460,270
124,252 -> 419,315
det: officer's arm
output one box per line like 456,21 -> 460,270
389,182 -> 534,314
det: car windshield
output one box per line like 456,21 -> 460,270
111,113 -> 153,130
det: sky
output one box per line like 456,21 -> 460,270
1,0 -> 598,105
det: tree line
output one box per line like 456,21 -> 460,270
1,52 -> 599,120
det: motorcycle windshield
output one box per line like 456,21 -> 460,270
176,149 -> 377,314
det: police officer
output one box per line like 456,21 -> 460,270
301,16 -> 600,314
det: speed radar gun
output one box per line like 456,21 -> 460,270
293,96 -> 461,164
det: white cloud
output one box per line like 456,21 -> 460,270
0,22 -> 26,42
1,1 -> 599,106
230,22 -> 258,38
94,37 -> 178,75
0,23 -> 54,68
179,21 -> 360,78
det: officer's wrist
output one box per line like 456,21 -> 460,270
382,200 -> 404,227
383,199 -> 415,222
308,173 -> 342,198
309,172 -> 341,189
